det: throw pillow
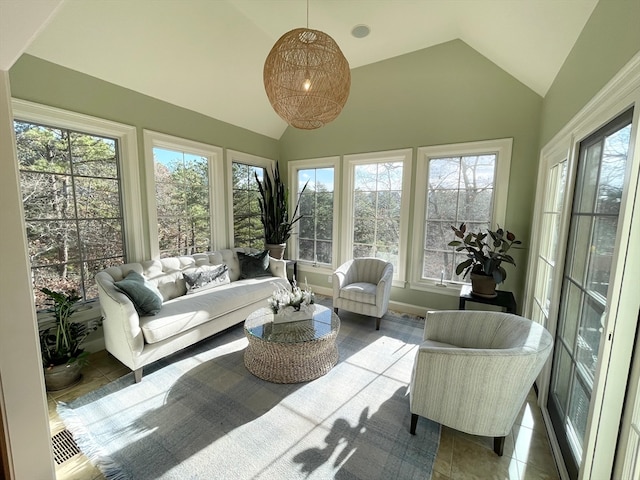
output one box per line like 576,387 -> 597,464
183,264 -> 230,294
238,250 -> 271,279
114,271 -> 163,315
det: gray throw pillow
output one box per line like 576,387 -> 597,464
183,264 -> 230,294
114,271 -> 163,315
238,250 -> 271,279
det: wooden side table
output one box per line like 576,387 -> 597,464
458,285 -> 517,314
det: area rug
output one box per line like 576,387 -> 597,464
58,305 -> 440,479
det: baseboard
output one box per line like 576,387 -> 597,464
83,334 -> 106,355
311,285 -> 434,317
541,408 -> 570,480
388,301 -> 430,317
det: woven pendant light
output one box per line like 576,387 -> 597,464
264,27 -> 351,130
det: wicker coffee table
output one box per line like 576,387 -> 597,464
243,304 -> 340,383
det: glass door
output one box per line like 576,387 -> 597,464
530,159 -> 567,328
548,109 -> 633,478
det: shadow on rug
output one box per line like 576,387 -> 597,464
58,305 -> 440,479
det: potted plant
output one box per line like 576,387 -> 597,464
268,279 -> 315,323
255,163 -> 307,259
39,288 -> 95,391
448,223 -> 521,297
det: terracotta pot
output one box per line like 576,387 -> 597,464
265,243 -> 286,260
470,273 -> 497,297
43,362 -> 82,391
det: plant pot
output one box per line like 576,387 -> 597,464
43,362 -> 82,391
470,273 -> 497,298
265,243 -> 286,260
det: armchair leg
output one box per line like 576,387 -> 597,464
410,413 -> 418,435
494,436 -> 505,456
134,368 -> 143,383
375,317 -> 381,330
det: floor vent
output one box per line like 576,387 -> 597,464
51,429 -> 80,465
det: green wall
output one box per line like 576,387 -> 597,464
10,55 -> 278,159
540,0 -> 640,146
10,55 -> 279,159
280,40 -> 542,311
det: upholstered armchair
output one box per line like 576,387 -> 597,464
409,310 -> 553,455
332,258 -> 393,330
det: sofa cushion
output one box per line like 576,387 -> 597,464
238,250 -> 271,279
183,264 -> 230,294
139,276 -> 288,344
114,271 -> 163,315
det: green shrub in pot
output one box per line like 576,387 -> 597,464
39,288 -> 95,370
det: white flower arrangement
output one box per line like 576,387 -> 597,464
268,278 -> 315,316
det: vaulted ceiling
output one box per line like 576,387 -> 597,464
2,0 -> 599,139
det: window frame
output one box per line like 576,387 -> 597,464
11,99 -> 142,318
143,130 -> 225,258
12,100 -> 143,260
226,150 -> 275,248
342,148 -> 412,286
411,138 -> 512,294
288,156 -> 340,273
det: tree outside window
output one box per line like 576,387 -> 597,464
232,162 -> 265,249
352,162 -> 403,268
153,147 -> 210,257
15,120 -> 126,309
297,167 -> 334,264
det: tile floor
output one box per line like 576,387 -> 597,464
49,351 -> 560,480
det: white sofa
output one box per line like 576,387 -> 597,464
96,248 -> 290,382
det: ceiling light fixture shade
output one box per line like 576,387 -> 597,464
264,27 -> 351,130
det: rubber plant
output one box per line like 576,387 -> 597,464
448,223 -> 521,284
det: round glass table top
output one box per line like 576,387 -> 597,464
244,304 -> 339,344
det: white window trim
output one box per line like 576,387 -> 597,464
411,138 -> 513,294
523,139 -> 572,324
143,130 -> 225,258
342,148 -> 412,287
288,156 -> 340,274
524,52 -> 640,480
11,99 -> 145,261
226,150 -> 275,248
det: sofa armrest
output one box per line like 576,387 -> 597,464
375,263 -> 394,310
95,271 -> 145,370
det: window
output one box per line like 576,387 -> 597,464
13,103 -> 139,310
289,157 -> 339,267
412,139 -> 512,289
227,151 -> 274,249
343,149 -> 412,281
154,148 -> 210,256
144,131 -> 224,258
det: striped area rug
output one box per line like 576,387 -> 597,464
58,302 -> 440,479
